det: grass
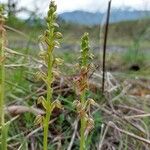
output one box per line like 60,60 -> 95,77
122,40 -> 146,65
0,5 -> 7,150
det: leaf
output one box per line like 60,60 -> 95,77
37,96 -> 47,110
34,115 -> 43,126
54,32 -> 62,39
0,56 -> 5,63
52,69 -> 60,77
35,71 -> 47,83
54,40 -> 60,48
54,57 -> 64,65
87,99 -> 99,107
86,117 -> 94,130
53,23 -> 59,28
73,100 -> 82,110
52,100 -> 63,111
42,100 -> 48,110
45,37 -> 51,46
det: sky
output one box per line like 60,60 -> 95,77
54,0 -> 150,13
1,0 -> 150,16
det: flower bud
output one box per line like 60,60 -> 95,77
54,32 -> 63,39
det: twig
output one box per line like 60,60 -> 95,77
0,115 -> 19,130
124,113 -> 150,119
4,25 -> 28,38
26,118 -> 57,138
98,123 -> 110,150
111,84 -> 131,102
24,84 -> 45,101
31,137 -> 35,150
5,47 -> 26,56
4,25 -> 37,44
109,121 -> 150,145
102,0 -> 112,94
5,63 -> 30,68
5,47 -> 45,67
98,105 -> 147,134
67,120 -> 78,150
5,105 -> 45,116
116,105 -> 145,114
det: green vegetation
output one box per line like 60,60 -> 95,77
0,5 -> 7,150
0,1 -> 150,150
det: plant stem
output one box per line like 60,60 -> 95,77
79,33 -> 91,150
0,19 -> 5,127
80,90 -> 86,150
43,52 -> 53,150
43,111 -> 52,150
40,2 -> 62,149
0,14 -> 7,150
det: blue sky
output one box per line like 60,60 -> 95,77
1,0 -> 150,15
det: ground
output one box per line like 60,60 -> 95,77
2,18 -> 150,149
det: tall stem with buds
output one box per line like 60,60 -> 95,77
0,5 -> 7,150
79,33 -> 89,150
74,33 -> 97,150
35,1 -> 63,150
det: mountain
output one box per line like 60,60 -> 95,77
59,11 -> 101,25
59,9 -> 150,25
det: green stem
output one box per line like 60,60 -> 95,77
43,111 -> 52,150
1,124 -> 7,150
0,29 -> 4,126
0,24 -> 7,150
79,32 -> 91,150
80,117 -> 86,150
80,90 -> 86,150
42,2 -> 61,149
43,52 -> 53,150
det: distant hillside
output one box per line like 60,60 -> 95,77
59,9 -> 150,25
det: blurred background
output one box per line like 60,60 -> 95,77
1,0 -> 150,76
